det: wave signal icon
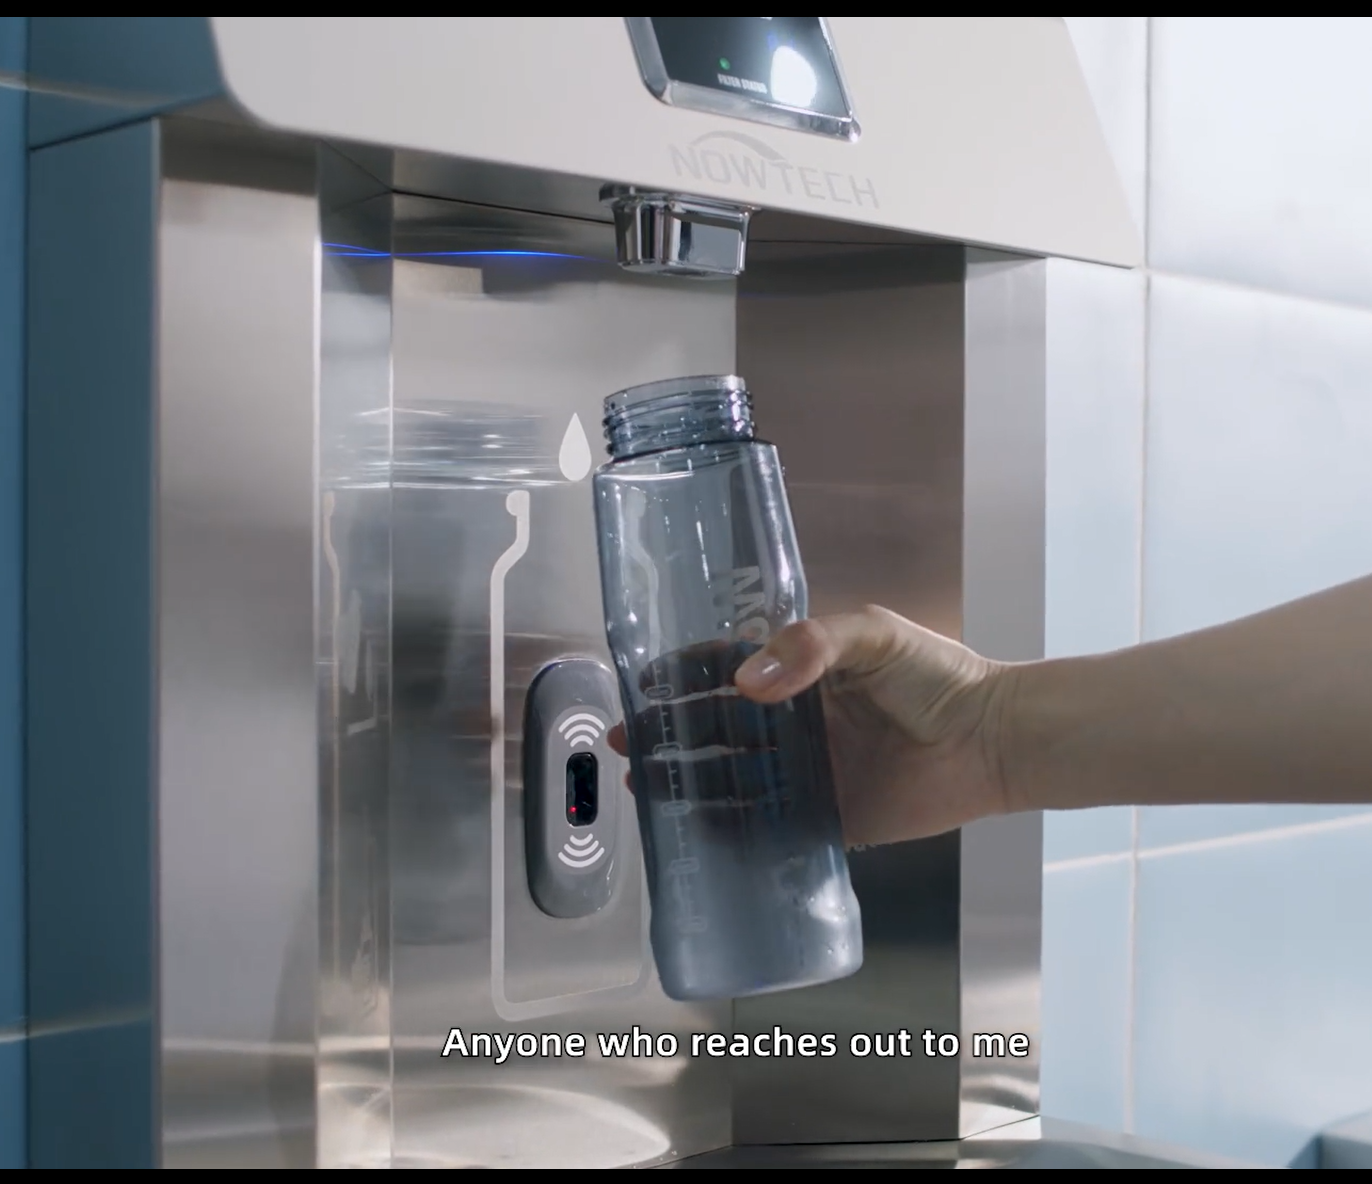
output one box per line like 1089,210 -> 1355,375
558,712 -> 606,749
558,831 -> 605,869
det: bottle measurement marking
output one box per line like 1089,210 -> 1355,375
648,683 -> 707,935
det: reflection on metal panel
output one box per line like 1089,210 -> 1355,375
729,236 -> 1045,1144
356,192 -> 738,1168
146,117 -> 1048,1168
157,123 -> 319,1167
733,236 -> 968,1143
960,250 -> 1046,1138
316,149 -> 396,1170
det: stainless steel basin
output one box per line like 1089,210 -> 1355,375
661,1117 -> 1273,1169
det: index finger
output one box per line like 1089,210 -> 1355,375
735,607 -> 914,703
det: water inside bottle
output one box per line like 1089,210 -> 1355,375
624,640 -> 860,1000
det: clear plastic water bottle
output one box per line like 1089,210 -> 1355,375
592,374 -> 863,1001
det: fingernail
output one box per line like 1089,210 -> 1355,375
737,654 -> 785,688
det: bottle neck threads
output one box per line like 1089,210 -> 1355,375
604,375 -> 755,460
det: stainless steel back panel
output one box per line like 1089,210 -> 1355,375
733,235 -> 974,1143
957,252 -> 1047,1138
315,157 -> 395,1170
149,118 -> 1045,1169
157,122 -> 320,1168
316,174 -> 741,1167
667,1117 -> 1266,1169
726,237 -> 1045,1144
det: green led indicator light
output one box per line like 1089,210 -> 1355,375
719,57 -> 730,71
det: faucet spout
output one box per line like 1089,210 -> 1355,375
600,185 -> 756,278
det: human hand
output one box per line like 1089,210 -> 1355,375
608,606 -> 1016,847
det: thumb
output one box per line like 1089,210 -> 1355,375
734,606 -> 906,704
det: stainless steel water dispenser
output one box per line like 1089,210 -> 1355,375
22,16 -> 1176,1169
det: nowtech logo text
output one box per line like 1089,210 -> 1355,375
668,131 -> 879,210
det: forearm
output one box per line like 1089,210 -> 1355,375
1002,574 -> 1372,812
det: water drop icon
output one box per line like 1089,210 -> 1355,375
558,412 -> 593,482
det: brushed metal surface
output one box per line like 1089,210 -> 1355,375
728,236 -> 1044,1144
663,1116 -> 1270,1169
602,187 -> 754,278
156,123 -> 320,1169
316,150 -> 396,1170
732,236 -> 966,1144
959,251 -> 1046,1137
145,115 -> 1051,1168
338,191 -> 740,1168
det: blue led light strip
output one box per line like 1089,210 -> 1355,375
322,242 -> 591,261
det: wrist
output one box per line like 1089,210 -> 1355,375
984,655 -> 1091,817
980,661 -> 1037,817
992,653 -> 1124,815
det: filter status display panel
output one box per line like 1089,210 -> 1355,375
626,17 -> 859,140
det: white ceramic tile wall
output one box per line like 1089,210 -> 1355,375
1038,22 -> 1150,1135
1042,19 -> 1150,869
1140,274 -> 1372,849
1043,258 -> 1145,864
1040,859 -> 1132,1132
1045,262 -> 1147,664
1133,820 -> 1372,1167
1043,18 -> 1372,1167
1150,17 -> 1372,309
1143,275 -> 1372,640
